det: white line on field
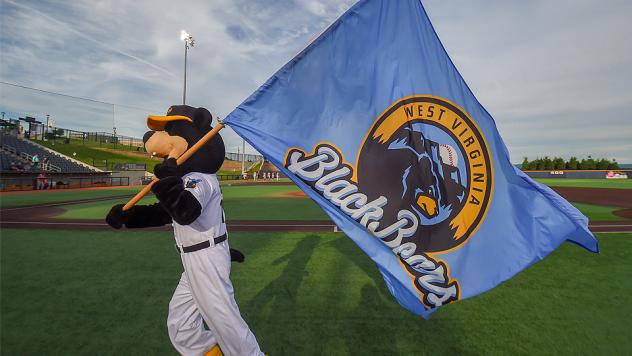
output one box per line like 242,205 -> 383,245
1,221 -> 108,226
0,221 -> 335,228
228,224 -> 334,227
2,222 -> 630,233
593,231 -> 632,233
589,224 -> 632,227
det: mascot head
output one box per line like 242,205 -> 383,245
142,105 -> 225,176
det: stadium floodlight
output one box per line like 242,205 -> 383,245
181,30 -> 195,104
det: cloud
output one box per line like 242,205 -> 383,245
0,0 -> 630,162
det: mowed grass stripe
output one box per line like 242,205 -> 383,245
1,229 -> 630,355
57,197 -> 328,221
571,202 -> 624,221
55,185 -> 327,221
58,196 -> 159,219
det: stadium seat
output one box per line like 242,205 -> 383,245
0,133 -> 97,173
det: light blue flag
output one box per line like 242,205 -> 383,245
224,0 -> 598,317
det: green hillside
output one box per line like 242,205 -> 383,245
32,138 -> 160,170
30,138 -> 240,175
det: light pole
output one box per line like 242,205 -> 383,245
45,114 -> 50,140
242,139 -> 246,174
181,30 -> 195,105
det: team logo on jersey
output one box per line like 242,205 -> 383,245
185,178 -> 201,189
283,95 -> 493,308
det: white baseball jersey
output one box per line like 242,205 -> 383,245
167,172 -> 263,356
173,172 -> 226,247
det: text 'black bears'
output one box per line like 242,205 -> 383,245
284,95 -> 493,309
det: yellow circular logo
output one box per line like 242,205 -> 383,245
355,95 -> 493,253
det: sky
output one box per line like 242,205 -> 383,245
1,0 -> 630,162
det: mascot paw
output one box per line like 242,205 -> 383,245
230,248 -> 245,263
151,176 -> 183,201
106,204 -> 129,229
154,157 -> 179,179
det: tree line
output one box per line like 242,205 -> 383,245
520,156 -> 620,170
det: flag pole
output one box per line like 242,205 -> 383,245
122,122 -> 225,211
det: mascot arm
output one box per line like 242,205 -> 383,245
151,176 -> 202,225
106,203 -> 172,229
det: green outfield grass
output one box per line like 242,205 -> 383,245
535,178 -> 632,189
1,229 -> 629,355
571,202 -> 624,221
57,185 -> 327,221
0,187 -> 142,207
0,182 -> 295,208
4,183 -> 624,222
56,198 -> 623,222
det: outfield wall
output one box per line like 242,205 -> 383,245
523,170 -> 632,179
0,172 -> 127,191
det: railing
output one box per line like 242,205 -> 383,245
225,152 -> 263,162
4,121 -> 265,165
1,144 -> 17,155
17,151 -> 61,172
0,176 -> 130,192
217,174 -> 243,181
247,158 -> 264,171
112,162 -> 147,171
91,159 -> 148,171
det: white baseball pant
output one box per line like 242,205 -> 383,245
167,240 -> 263,356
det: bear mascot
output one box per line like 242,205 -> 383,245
106,105 -> 264,356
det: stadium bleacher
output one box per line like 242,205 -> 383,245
0,152 -> 41,172
0,133 -> 97,173
0,152 -> 12,171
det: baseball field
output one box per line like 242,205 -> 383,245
1,179 -> 631,354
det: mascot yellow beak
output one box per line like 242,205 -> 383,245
417,194 -> 438,218
147,115 -> 192,131
144,114 -> 192,159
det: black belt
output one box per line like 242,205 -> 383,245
175,233 -> 227,254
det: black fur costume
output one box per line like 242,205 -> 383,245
106,105 -> 244,262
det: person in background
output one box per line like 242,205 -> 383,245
32,154 -> 40,167
36,172 -> 46,190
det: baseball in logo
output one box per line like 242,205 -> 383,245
284,95 -> 493,308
